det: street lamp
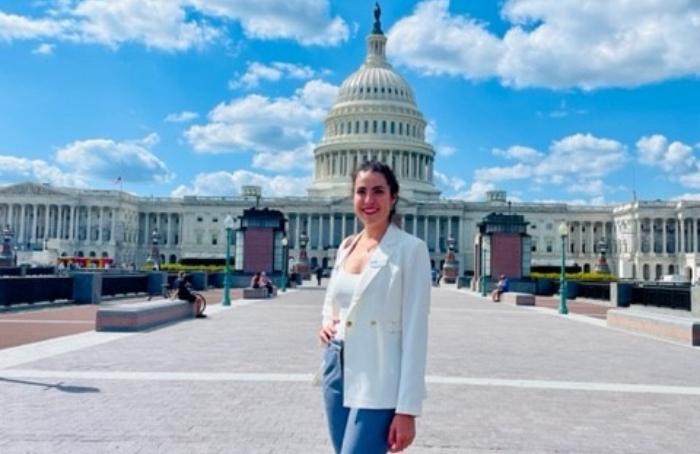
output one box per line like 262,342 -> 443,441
480,239 -> 488,297
281,236 -> 288,292
558,221 -> 569,315
222,215 -> 235,306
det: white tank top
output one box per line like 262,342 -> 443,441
329,268 -> 362,341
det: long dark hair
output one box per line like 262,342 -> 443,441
351,159 -> 400,221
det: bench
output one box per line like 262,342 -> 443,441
242,287 -> 278,299
500,292 -> 536,306
96,299 -> 196,332
607,308 -> 700,346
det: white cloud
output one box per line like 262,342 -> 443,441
493,145 -> 543,161
433,169 -> 465,192
0,11 -> 70,40
454,133 -> 628,200
450,180 -> 497,201
533,133 -> 628,183
164,111 -> 198,123
436,145 -> 455,157
293,79 -> 337,109
184,80 -> 334,170
475,163 -> 532,182
388,0 -> 700,90
171,169 -> 312,197
1,0 -> 348,51
252,146 -> 314,172
72,0 -> 221,51
0,155 -> 84,188
230,61 -> 319,89
190,0 -> 348,46
32,43 -> 55,55
55,133 -> 173,184
425,120 -> 455,156
387,0 -> 501,79
636,134 -> 700,188
671,192 -> 700,201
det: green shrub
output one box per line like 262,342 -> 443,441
531,272 -> 618,282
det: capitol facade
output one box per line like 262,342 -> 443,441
1,11 -> 699,283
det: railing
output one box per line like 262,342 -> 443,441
101,274 -> 149,298
575,282 -> 610,300
0,276 -> 73,306
631,283 -> 691,311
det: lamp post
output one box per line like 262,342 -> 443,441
146,228 -> 160,270
0,224 -> 14,267
222,215 -> 235,306
281,236 -> 288,292
480,240 -> 488,297
558,221 -> 569,315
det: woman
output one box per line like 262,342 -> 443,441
318,160 -> 431,453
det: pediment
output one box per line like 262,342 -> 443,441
0,182 -> 69,197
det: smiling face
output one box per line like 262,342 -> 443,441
352,170 -> 397,229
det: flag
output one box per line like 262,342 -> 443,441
113,176 -> 122,184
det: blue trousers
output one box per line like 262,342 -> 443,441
322,340 -> 395,454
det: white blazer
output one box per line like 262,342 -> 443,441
322,224 -> 431,416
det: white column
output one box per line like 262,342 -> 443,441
111,206 -> 117,244
97,207 -> 104,243
19,204 -> 26,244
329,214 -> 335,247
86,206 -> 93,243
70,205 -> 77,241
341,214 -> 347,240
318,214 -> 324,249
30,205 -> 37,244
58,206 -> 63,239
663,219 -> 668,254
43,204 -> 50,240
424,216 -> 429,244
435,217 -> 441,253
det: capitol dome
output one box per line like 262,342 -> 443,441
307,6 -> 440,201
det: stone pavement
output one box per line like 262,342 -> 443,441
2,283 -> 700,453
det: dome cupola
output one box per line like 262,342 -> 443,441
307,3 -> 440,201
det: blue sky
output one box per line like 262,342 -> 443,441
1,0 -> 699,205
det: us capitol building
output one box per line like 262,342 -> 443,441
0,9 -> 698,283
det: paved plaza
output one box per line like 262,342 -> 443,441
2,283 -> 700,453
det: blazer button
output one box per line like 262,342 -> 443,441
346,321 -> 352,327
370,320 -> 376,326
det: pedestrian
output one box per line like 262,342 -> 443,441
317,159 -> 431,454
316,266 -> 323,286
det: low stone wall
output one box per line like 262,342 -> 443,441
607,307 -> 700,346
96,299 -> 195,332
500,292 -> 536,306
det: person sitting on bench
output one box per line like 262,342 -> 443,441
491,275 -> 509,302
174,271 -> 206,318
251,271 -> 274,294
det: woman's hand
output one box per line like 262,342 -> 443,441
388,413 -> 416,452
318,320 -> 339,345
